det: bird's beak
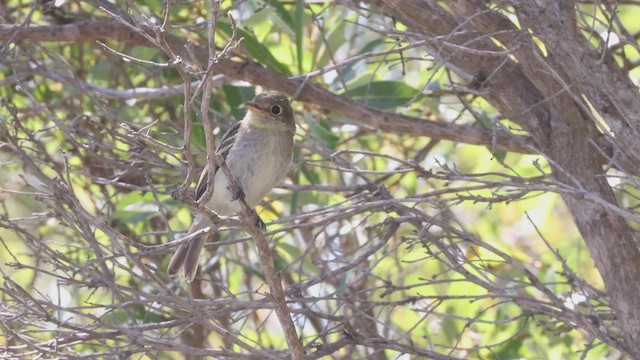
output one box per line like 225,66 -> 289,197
245,102 -> 264,112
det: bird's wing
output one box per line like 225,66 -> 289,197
194,121 -> 243,201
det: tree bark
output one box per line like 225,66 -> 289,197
380,0 -> 640,356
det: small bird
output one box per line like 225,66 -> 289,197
167,92 -> 295,282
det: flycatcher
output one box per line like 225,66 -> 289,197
168,91 -> 295,282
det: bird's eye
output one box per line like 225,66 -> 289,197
270,105 -> 282,115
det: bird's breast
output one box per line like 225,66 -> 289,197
208,127 -> 293,214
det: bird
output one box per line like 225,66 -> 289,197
167,91 -> 295,282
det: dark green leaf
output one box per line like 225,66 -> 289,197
442,306 -> 459,343
114,210 -> 156,224
223,85 -> 255,120
360,39 -> 385,55
308,118 -> 339,150
341,39 -> 385,83
273,251 -> 289,272
277,242 -> 302,260
492,149 -> 508,163
191,116 -> 206,149
129,46 -> 160,62
294,0 -> 304,73
344,81 -> 420,109
89,60 -> 111,83
265,0 -> 294,30
495,336 -> 525,358
300,164 -> 321,185
218,22 -> 291,76
136,0 -> 162,13
230,258 -> 265,281
476,112 -> 494,129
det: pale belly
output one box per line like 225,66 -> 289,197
206,128 -> 292,216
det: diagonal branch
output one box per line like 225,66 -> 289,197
215,154 -> 305,359
0,21 -> 532,154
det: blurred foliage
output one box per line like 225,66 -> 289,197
1,0 -> 638,359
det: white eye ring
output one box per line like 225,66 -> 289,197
270,105 -> 282,115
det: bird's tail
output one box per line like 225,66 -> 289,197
167,214 -> 211,282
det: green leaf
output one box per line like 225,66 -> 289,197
344,81 -> 420,109
114,210 -> 156,224
129,46 -> 160,62
218,22 -> 291,76
273,251 -> 289,272
316,21 -> 346,69
441,306 -> 459,344
136,0 -> 162,13
112,193 -> 178,226
277,242 -> 302,260
88,59 -> 111,83
476,112 -> 494,129
341,39 -> 385,83
191,114 -> 206,149
307,118 -> 339,150
294,0 -> 304,74
495,336 -> 525,358
114,191 -> 150,210
492,149 -> 508,163
300,164 -> 320,185
265,0 -> 294,30
223,85 -> 255,120
231,259 -> 265,281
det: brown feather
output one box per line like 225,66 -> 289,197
167,92 -> 294,282
194,121 -> 242,202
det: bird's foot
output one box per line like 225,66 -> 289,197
247,209 -> 266,231
229,185 -> 245,201
255,215 -> 266,231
